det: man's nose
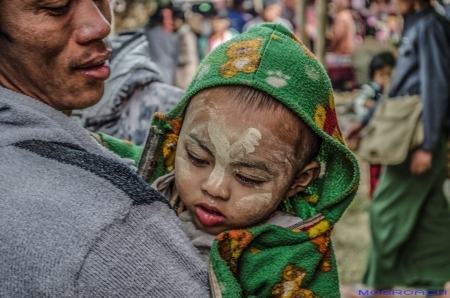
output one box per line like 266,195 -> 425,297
74,0 -> 111,45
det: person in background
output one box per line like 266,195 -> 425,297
327,0 -> 356,55
198,9 -> 238,61
145,4 -> 179,85
351,23 -> 393,86
243,0 -> 294,31
343,0 -> 450,296
228,0 -> 253,33
326,0 -> 357,90
353,52 -> 395,120
173,8 -> 199,89
281,0 -> 297,31
353,51 -> 395,198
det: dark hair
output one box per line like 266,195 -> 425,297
263,0 -> 278,9
233,0 -> 245,8
147,3 -> 173,28
213,85 -> 322,169
210,8 -> 229,19
172,7 -> 185,21
369,51 -> 396,79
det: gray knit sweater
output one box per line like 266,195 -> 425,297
0,86 -> 209,297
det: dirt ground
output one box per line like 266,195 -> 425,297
333,159 -> 371,286
329,93 -> 373,286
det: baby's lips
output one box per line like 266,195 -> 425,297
195,205 -> 226,226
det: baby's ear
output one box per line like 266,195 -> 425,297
285,161 -> 320,197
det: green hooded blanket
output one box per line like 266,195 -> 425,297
100,23 -> 360,297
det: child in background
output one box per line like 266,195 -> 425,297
353,51 -> 396,119
353,51 -> 395,197
198,9 -> 238,61
97,24 -> 359,297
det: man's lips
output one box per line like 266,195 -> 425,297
195,204 -> 226,226
74,55 -> 111,81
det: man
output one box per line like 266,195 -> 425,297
227,0 -> 252,33
173,7 -> 199,89
243,0 -> 293,32
327,0 -> 356,55
145,4 -> 179,85
0,0 -> 209,297
344,0 -> 450,296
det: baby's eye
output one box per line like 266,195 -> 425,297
236,174 -> 264,186
187,151 -> 208,166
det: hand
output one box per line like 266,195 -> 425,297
410,149 -> 432,175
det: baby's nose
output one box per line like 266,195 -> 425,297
202,189 -> 229,202
201,181 -> 230,201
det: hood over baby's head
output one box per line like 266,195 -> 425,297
153,23 -> 359,227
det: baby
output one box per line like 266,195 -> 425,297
174,85 -> 321,234
101,23 -> 359,297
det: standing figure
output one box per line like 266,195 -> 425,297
145,5 -> 179,85
198,9 -> 238,61
174,8 -> 199,89
344,0 -> 450,296
243,0 -> 294,32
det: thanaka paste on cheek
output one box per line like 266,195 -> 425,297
235,193 -> 273,220
175,156 -> 191,180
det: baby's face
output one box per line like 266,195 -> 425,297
174,88 -> 302,235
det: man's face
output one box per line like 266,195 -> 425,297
174,88 -> 303,235
0,0 -> 112,111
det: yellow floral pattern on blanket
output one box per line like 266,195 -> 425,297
219,39 -> 263,79
271,264 -> 320,298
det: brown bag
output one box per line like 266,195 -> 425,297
357,94 -> 424,165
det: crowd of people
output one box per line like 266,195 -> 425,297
1,0 -> 450,297
110,0 -> 450,92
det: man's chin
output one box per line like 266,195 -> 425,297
64,85 -> 105,110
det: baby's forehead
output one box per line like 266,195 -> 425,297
183,88 -> 306,145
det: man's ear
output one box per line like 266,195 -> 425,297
285,161 -> 320,197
